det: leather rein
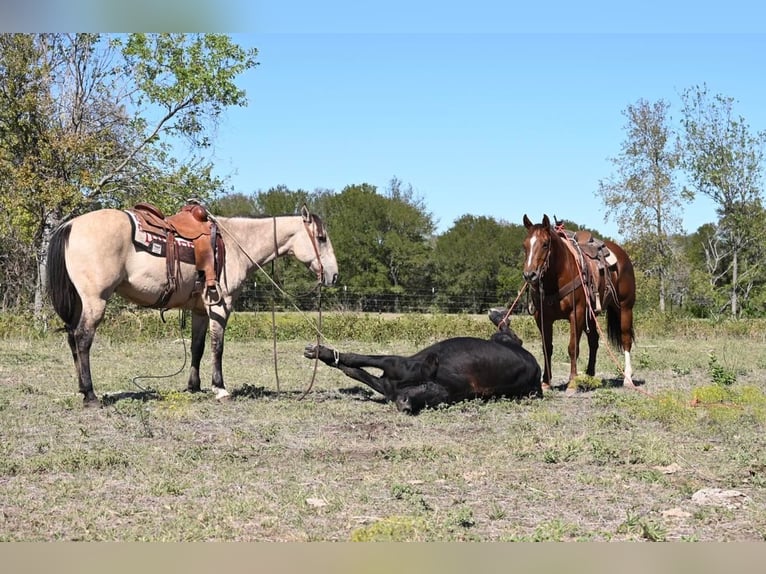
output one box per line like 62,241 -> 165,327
269,212 -> 326,400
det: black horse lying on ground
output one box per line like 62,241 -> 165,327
303,315 -> 542,413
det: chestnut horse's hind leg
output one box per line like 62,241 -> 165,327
584,322 -> 600,377
621,307 -> 635,387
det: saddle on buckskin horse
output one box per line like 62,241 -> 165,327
126,200 -> 225,307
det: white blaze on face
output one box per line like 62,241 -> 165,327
526,236 -> 538,269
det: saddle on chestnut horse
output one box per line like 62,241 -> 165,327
555,223 -> 618,314
126,201 -> 225,307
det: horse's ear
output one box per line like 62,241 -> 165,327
301,204 -> 311,224
523,214 -> 533,229
542,214 -> 550,228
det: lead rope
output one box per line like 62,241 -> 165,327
271,217 -> 281,395
265,215 -> 323,400
297,282 -> 322,401
296,215 -> 325,400
209,212 -> 330,399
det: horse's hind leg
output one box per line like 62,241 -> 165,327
66,330 -> 82,393
585,322 -> 599,377
72,296 -> 107,405
621,307 -> 635,387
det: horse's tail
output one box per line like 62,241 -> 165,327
605,305 -> 633,351
47,223 -> 80,330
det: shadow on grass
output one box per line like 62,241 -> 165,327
231,383 -> 385,404
546,378 -> 646,392
101,389 -> 161,405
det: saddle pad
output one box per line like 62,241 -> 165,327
125,210 -> 196,264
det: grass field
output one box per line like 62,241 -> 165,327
1,312 -> 766,541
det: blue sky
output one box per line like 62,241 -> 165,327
209,31 -> 766,238
6,1 -> 762,240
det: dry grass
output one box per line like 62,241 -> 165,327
1,321 -> 766,541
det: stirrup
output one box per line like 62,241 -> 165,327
202,282 -> 222,306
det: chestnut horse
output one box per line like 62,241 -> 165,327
521,214 -> 635,393
47,205 -> 339,405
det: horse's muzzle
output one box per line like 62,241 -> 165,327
523,270 -> 539,284
322,271 -> 338,286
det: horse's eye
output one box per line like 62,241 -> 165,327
543,241 -> 550,249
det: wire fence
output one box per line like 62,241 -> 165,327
233,283 -> 528,315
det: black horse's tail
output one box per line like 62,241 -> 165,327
605,306 -> 633,351
47,223 -> 80,330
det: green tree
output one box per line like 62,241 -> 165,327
251,185 -> 311,215
680,84 -> 766,317
210,192 -> 259,216
0,33 -> 258,314
324,182 -> 435,311
596,98 -> 685,313
433,215 -> 524,313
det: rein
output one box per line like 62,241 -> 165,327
264,214 -> 325,400
211,211 -> 329,399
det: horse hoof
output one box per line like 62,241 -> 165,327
542,383 -> 552,391
565,386 -> 578,397
623,377 -> 635,388
214,388 -> 231,402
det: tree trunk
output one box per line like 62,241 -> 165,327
731,249 -> 739,318
33,212 -> 59,323
658,269 -> 666,313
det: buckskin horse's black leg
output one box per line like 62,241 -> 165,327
73,319 -> 100,405
186,311 -> 208,393
207,304 -> 230,400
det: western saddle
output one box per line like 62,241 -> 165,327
128,200 -> 225,308
553,219 -> 617,315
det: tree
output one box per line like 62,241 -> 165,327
0,33 -> 258,315
596,98 -> 685,313
252,185 -> 311,215
680,84 -> 766,317
323,182 -> 435,311
433,215 -> 524,313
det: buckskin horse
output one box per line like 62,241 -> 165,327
303,317 -> 542,414
519,214 -> 636,394
47,203 -> 339,405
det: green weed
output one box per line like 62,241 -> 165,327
708,352 -> 736,386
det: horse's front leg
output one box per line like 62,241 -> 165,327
538,315 -> 554,389
207,304 -> 231,400
186,311 -> 208,393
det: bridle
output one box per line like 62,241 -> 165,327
525,227 -> 553,286
271,205 -> 327,400
302,212 -> 326,284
